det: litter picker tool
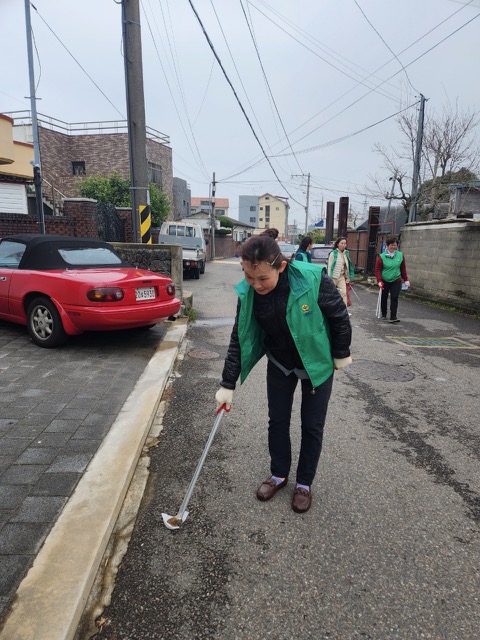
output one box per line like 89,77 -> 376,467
161,405 -> 229,530
375,287 -> 382,318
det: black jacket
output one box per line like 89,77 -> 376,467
221,267 -> 351,389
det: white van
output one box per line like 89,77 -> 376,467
159,221 -> 207,279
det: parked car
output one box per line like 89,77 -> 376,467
277,242 -> 296,259
0,234 -> 181,348
310,243 -> 333,267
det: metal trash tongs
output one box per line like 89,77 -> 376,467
161,404 -> 229,530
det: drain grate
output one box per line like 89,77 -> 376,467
387,336 -> 479,349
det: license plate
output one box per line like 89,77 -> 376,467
135,287 -> 156,301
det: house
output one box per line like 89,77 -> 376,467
238,193 -> 289,238
0,114 -> 33,215
190,197 -> 230,217
172,177 -> 191,221
6,111 -> 173,213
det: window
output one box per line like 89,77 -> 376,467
259,207 -> 263,210
259,218 -> 263,222
147,162 -> 162,187
0,240 -> 26,268
265,196 -> 270,200
276,207 -> 279,210
200,200 -> 210,207
72,161 -> 86,176
58,247 -> 122,266
249,206 -> 256,211
216,209 -> 225,216
249,216 -> 256,223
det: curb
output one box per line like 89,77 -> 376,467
0,319 -> 188,640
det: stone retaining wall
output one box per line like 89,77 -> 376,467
112,242 -> 183,309
401,219 -> 480,312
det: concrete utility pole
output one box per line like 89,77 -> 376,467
292,172 -> 311,234
24,0 -> 45,234
210,172 -> 216,260
408,94 -> 426,223
122,0 -> 149,243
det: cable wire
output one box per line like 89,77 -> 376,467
30,2 -> 125,119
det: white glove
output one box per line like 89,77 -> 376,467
334,356 -> 352,370
215,387 -> 233,411
404,281 -> 410,288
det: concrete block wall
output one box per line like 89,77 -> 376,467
401,219 -> 480,312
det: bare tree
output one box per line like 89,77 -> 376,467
365,103 -> 480,219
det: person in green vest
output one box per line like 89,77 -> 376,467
294,236 -> 313,262
375,236 -> 410,323
215,235 -> 352,514
327,237 -> 355,307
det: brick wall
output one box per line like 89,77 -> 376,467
0,199 -> 134,241
38,127 -> 173,204
401,219 -> 480,312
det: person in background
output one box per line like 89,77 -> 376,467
294,236 -> 313,263
259,228 -> 279,241
327,237 -> 354,307
215,235 -> 352,514
375,236 -> 410,323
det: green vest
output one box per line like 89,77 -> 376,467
380,250 -> 403,282
328,248 -> 355,280
234,261 -> 334,388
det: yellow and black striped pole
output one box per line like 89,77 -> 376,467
139,204 -> 152,244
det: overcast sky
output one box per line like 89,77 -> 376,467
1,0 -> 479,227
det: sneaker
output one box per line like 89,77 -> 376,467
389,318 -> 400,323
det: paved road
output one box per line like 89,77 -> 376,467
93,259 -> 480,640
0,320 -> 170,620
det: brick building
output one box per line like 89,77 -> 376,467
8,112 -> 173,213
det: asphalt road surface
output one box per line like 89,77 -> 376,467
93,259 -> 480,640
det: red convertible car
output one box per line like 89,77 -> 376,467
0,234 -> 181,348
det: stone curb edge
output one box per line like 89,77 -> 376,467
0,319 -> 188,640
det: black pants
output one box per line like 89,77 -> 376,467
266,360 -> 334,485
381,279 -> 402,319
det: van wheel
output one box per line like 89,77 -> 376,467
200,260 -> 205,274
193,267 -> 200,279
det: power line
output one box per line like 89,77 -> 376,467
30,3 -> 125,119
186,0 -> 304,207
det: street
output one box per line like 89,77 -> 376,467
93,259 -> 480,640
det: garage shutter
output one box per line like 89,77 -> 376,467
0,182 -> 28,214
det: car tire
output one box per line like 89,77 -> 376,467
193,267 -> 200,279
27,296 -> 68,348
200,260 -> 205,274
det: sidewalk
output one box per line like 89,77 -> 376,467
0,318 -> 188,640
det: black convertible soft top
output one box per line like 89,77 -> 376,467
2,234 -> 130,270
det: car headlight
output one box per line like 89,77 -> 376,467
87,288 -> 124,302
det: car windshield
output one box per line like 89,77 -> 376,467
58,246 -> 123,266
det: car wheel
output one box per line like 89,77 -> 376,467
27,297 -> 68,348
200,260 -> 205,274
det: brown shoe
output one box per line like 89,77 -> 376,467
256,477 -> 288,501
292,487 -> 312,513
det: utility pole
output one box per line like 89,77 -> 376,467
305,172 -> 310,235
408,94 -> 426,223
24,0 -> 45,233
210,172 -> 216,260
122,0 -> 149,243
292,172 -> 311,234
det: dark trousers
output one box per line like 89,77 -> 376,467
381,279 -> 402,319
266,360 -> 334,485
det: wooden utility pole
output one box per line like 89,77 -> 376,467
122,0 -> 149,243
